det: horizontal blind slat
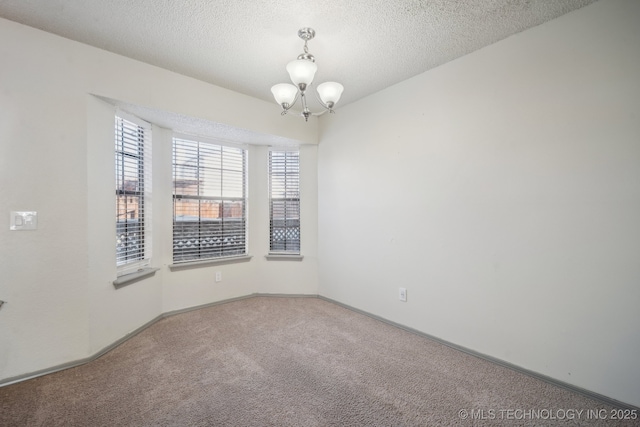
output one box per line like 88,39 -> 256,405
172,137 -> 246,262
116,114 -> 152,274
268,150 -> 300,254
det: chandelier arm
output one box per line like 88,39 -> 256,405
312,88 -> 333,112
291,109 -> 328,118
279,91 -> 301,115
299,85 -> 332,118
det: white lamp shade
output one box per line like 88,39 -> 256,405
271,83 -> 298,106
317,82 -> 344,105
286,59 -> 318,86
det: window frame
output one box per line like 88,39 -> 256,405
172,135 -> 248,264
115,112 -> 152,276
268,148 -> 301,256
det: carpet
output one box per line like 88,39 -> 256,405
1,296 -> 636,426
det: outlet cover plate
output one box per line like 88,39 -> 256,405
10,211 -> 38,230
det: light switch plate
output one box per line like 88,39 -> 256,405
10,211 -> 38,230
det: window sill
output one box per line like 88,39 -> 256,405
113,267 -> 160,289
169,255 -> 253,271
265,254 -> 304,261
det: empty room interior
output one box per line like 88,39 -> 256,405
1,0 -> 639,424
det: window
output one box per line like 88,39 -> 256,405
269,149 -> 300,254
115,114 -> 152,275
173,137 -> 247,262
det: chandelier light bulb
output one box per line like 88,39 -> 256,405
271,83 -> 298,107
286,59 -> 318,88
317,82 -> 344,107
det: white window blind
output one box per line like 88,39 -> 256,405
115,114 -> 152,275
269,149 -> 300,254
173,137 -> 247,262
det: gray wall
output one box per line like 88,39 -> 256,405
318,0 -> 640,407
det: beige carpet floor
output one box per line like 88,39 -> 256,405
1,296 -> 637,426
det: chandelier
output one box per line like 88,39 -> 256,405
271,28 -> 344,121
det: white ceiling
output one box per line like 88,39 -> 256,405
0,0 -> 596,109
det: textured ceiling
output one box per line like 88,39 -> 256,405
0,0 -> 596,109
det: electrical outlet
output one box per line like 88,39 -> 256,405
215,271 -> 222,282
10,211 -> 37,230
399,287 -> 407,302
